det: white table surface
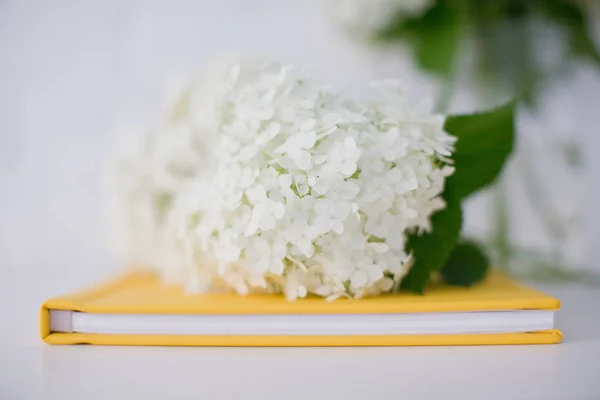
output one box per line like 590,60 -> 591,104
2,270 -> 600,400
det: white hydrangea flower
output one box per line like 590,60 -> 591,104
110,57 -> 455,300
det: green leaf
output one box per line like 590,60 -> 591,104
444,100 -> 516,199
440,240 -> 490,287
400,102 -> 515,293
400,185 -> 462,294
376,1 -> 465,78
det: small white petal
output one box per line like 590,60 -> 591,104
270,258 -> 285,274
315,198 -> 332,215
339,161 -> 357,176
272,202 -> 285,219
318,124 -> 338,138
297,285 -> 307,298
301,131 -> 317,149
300,99 -> 315,109
331,219 -> 344,234
368,242 -> 389,253
332,202 -> 351,220
298,183 -> 310,196
442,166 -> 455,177
284,226 -> 302,242
259,107 -> 275,120
278,174 -> 293,188
301,195 -> 316,210
366,264 -> 384,282
386,231 -> 405,251
301,119 -> 317,131
315,285 -> 332,296
245,185 -> 267,204
312,154 -> 327,164
297,238 -> 314,257
244,210 -> 260,236
258,213 -> 276,231
404,208 -> 418,219
292,150 -> 313,170
249,275 -> 267,288
350,270 -> 368,289
235,281 -> 249,295
271,239 -> 287,259
286,288 -> 298,301
377,277 -> 394,291
343,137 -> 356,151
340,181 -> 360,200
387,261 -> 404,274
268,190 -> 285,203
312,181 -> 329,195
265,122 -> 281,138
326,293 -> 343,302
311,217 -> 331,236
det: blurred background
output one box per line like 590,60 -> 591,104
1,0 -> 599,284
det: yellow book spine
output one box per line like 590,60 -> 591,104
42,330 -> 562,346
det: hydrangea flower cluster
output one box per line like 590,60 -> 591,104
111,58 -> 455,300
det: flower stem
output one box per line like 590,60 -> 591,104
490,178 -> 510,270
515,143 -> 568,263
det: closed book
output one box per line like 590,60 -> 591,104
40,269 -> 562,346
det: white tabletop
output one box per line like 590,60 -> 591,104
2,270 -> 600,400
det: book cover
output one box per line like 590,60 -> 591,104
40,269 -> 562,346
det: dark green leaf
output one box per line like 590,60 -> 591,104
400,101 -> 515,293
440,240 -> 490,286
400,185 -> 462,294
444,100 -> 516,199
376,1 -> 465,78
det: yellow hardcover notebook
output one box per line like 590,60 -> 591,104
40,269 -> 562,347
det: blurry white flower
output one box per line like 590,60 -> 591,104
111,57 -> 455,299
327,0 -> 433,35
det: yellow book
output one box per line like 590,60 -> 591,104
40,269 -> 562,346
